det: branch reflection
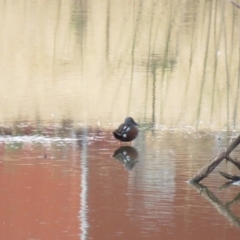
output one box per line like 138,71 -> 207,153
189,181 -> 240,228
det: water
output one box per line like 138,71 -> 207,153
1,0 -> 240,239
0,127 -> 240,239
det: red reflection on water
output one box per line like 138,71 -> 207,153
86,137 -> 240,240
0,131 -> 240,240
0,144 -> 81,240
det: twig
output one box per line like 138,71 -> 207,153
229,0 -> 240,9
226,156 -> 240,170
219,171 -> 240,181
189,135 -> 240,183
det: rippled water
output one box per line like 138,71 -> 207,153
1,126 -> 240,240
1,0 -> 240,239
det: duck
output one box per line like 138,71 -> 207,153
113,117 -> 139,144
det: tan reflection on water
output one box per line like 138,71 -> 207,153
0,0 -> 240,130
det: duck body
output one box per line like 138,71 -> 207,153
113,117 -> 139,143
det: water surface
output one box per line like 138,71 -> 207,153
1,127 -> 240,239
1,0 -> 240,239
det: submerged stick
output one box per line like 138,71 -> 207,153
189,135 -> 240,183
219,171 -> 240,181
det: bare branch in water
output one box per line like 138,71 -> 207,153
189,136 -> 240,183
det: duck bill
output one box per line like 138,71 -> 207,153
133,120 -> 139,126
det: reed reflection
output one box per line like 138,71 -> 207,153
112,146 -> 138,170
0,0 -> 240,130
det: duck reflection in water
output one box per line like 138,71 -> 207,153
113,146 -> 138,170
